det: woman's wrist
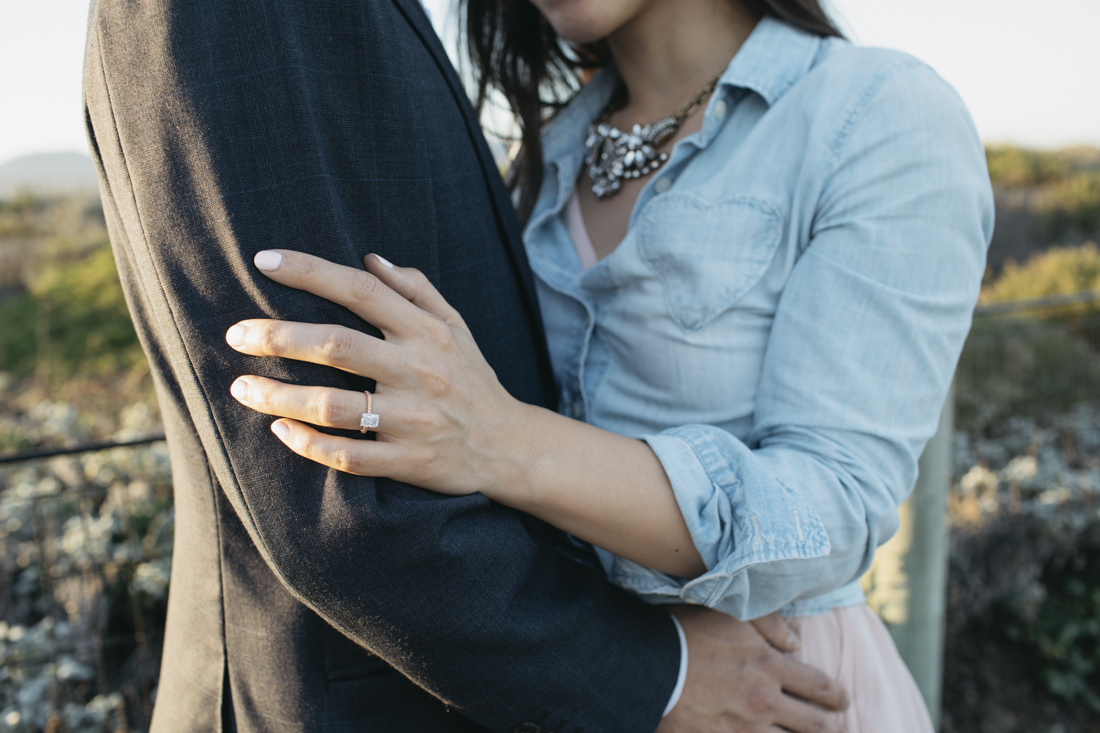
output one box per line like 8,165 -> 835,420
480,402 -> 706,577
478,400 -> 545,508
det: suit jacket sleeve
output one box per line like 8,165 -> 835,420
82,1 -> 680,732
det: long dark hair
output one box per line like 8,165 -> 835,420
461,0 -> 843,225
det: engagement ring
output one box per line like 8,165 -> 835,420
360,390 -> 380,432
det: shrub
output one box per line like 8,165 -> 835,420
981,242 -> 1100,305
0,244 -> 144,380
0,443 -> 173,733
956,316 -> 1100,433
986,146 -> 1072,188
985,147 -> 1100,260
1008,546 -> 1100,712
959,242 -> 1100,433
0,193 -> 47,238
1036,175 -> 1100,239
946,403 -> 1100,728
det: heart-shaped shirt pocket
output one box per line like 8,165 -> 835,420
637,194 -> 783,332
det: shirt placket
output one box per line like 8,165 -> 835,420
525,229 -> 596,423
548,269 -> 595,423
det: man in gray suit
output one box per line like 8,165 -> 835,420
83,0 -> 846,731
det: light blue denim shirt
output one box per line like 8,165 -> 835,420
524,18 -> 994,619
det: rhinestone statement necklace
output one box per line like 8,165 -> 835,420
585,76 -> 720,199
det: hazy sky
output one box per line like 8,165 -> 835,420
1,0 -> 1097,167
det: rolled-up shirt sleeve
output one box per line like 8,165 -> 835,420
602,59 -> 994,620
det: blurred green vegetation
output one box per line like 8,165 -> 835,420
0,246 -> 145,378
986,145 -> 1100,254
985,146 -> 1092,188
958,241 -> 1100,433
0,193 -> 144,382
1003,545 -> 1100,713
957,315 -> 1100,433
951,200 -> 1100,725
0,192 -> 49,238
982,242 -> 1100,301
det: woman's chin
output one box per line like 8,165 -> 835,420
546,19 -> 612,46
537,4 -> 617,46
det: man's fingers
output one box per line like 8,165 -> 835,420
365,254 -> 466,328
254,249 -> 427,338
778,656 -> 850,712
227,319 -> 404,380
774,693 -> 845,733
751,612 -> 801,652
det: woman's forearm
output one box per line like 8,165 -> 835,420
490,403 -> 706,578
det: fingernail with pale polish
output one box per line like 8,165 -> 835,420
230,378 -> 250,402
255,250 -> 283,271
226,324 -> 248,347
788,631 -> 801,649
372,253 -> 395,269
271,421 -> 289,441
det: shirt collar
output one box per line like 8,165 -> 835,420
717,16 -> 823,106
542,68 -> 620,165
541,17 -> 823,158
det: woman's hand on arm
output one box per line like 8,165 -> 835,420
226,250 -> 705,577
227,248 -> 531,497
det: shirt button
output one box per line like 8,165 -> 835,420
713,99 -> 727,120
572,401 -> 583,419
654,177 -> 672,194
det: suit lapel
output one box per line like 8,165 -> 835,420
387,0 -> 541,316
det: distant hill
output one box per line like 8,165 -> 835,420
0,152 -> 99,197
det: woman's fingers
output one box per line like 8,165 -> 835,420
364,253 -> 466,328
231,376 -> 392,433
254,249 -> 430,339
270,419 -> 400,477
226,319 -> 402,380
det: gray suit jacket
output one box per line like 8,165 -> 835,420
82,1 -> 680,731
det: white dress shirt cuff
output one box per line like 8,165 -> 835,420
662,614 -> 689,718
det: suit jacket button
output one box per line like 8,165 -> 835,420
513,725 -> 544,733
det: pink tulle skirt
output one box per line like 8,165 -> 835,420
784,605 -> 934,732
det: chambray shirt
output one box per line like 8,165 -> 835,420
524,18 -> 994,619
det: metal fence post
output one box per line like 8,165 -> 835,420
862,380 -> 954,729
